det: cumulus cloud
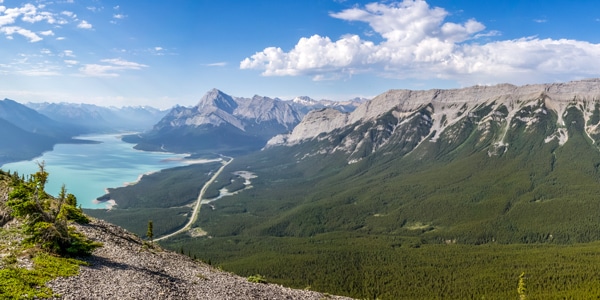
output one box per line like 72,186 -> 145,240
79,58 -> 148,77
241,0 -> 600,85
77,20 -> 92,29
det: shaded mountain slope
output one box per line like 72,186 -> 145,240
0,118 -> 55,165
0,98 -> 80,139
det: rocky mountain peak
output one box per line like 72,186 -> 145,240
267,79 -> 600,162
293,96 -> 318,105
196,88 -> 238,114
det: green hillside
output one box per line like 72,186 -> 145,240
156,99 -> 600,298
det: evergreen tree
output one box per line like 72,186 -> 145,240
7,161 -> 99,256
147,220 -> 154,243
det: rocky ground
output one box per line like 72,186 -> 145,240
48,219 -> 352,300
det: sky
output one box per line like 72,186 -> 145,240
1,0 -> 600,109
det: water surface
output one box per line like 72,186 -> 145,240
1,134 -> 190,208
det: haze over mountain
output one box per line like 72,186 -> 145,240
0,99 -> 87,164
0,99 -> 167,165
126,89 -> 364,155
27,102 -> 168,133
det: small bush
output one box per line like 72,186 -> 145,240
247,274 -> 267,284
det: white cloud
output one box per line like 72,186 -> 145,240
61,11 -> 76,18
1,26 -> 42,42
79,58 -> 148,77
18,68 -> 60,76
207,62 -> 227,67
0,3 -> 73,42
113,14 -> 126,19
77,20 -> 92,29
241,0 -> 600,86
64,59 -> 78,65
61,50 -> 75,57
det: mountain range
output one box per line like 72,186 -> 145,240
26,102 -> 168,133
236,78 -> 600,245
269,79 -> 600,161
0,99 -> 167,165
127,78 -> 600,298
125,89 -> 364,155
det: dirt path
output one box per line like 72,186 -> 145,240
155,156 -> 232,241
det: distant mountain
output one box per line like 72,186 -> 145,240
0,118 -> 54,165
289,96 -> 366,114
0,99 -> 103,165
0,99 -> 81,139
27,102 -> 167,133
126,89 -> 364,155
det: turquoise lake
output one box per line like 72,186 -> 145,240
1,134 -> 190,209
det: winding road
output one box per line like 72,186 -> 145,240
155,156 -> 233,241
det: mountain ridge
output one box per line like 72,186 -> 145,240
268,78 -> 600,162
128,89 -> 364,155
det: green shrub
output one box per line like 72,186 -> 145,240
247,274 -> 267,284
6,162 -> 100,256
0,253 -> 85,299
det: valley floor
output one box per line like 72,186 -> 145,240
155,157 -> 233,241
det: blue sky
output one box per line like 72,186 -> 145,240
1,0 -> 600,108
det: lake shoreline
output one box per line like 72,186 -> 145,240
1,133 -> 193,209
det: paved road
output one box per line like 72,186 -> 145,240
155,157 -> 233,241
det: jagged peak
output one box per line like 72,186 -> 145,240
196,89 -> 238,113
293,96 -> 317,105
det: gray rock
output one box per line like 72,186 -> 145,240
48,219 -> 353,300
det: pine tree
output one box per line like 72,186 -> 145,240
7,161 -> 98,256
147,220 -> 154,243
